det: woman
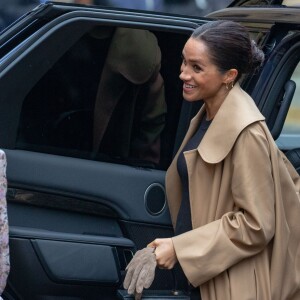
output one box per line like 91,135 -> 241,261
148,20 -> 300,300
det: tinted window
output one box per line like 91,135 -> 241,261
16,26 -> 186,170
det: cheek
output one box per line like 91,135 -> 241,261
194,75 -> 205,87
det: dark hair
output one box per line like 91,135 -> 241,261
191,20 -> 264,81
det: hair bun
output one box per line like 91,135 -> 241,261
191,21 -> 265,81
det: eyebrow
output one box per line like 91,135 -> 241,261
182,53 -> 203,64
190,59 -> 202,64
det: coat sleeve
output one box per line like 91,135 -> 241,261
171,124 -> 276,287
0,150 -> 9,295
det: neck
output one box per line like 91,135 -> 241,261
203,89 -> 229,120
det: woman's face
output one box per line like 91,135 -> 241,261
179,38 -> 228,103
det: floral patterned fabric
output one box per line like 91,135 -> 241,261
0,150 -> 9,296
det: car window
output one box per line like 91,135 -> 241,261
15,25 -> 186,170
277,61 -> 300,149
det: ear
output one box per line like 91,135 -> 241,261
224,68 -> 238,84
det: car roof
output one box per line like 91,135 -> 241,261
207,6 -> 300,24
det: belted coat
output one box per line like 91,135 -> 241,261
167,83 -> 300,300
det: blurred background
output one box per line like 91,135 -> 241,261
0,0 -> 232,32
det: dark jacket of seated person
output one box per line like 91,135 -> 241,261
93,27 -> 167,166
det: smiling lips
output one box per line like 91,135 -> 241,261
183,83 -> 197,93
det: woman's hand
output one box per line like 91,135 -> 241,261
148,238 -> 178,269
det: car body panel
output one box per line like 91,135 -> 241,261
207,7 -> 300,24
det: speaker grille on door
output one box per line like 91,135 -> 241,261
144,183 -> 166,216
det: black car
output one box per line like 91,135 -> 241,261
0,0 -> 300,299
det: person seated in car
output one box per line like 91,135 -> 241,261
93,27 -> 167,166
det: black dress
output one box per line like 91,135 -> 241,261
175,115 -> 212,300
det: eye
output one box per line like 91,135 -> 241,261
181,55 -> 187,65
193,64 -> 202,72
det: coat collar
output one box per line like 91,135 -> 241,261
189,83 -> 265,163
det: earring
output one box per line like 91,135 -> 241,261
225,82 -> 229,90
231,81 -> 234,88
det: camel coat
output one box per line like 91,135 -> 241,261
167,83 -> 300,300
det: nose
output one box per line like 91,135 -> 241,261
179,64 -> 191,81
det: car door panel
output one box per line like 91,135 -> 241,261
8,236 -> 120,300
5,149 -> 170,225
11,226 -> 126,285
32,239 -> 120,285
5,149 -> 183,299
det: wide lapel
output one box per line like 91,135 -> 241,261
197,83 -> 265,163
